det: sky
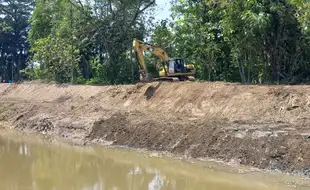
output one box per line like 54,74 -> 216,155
154,0 -> 172,21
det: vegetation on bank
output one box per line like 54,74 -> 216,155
1,0 -> 310,85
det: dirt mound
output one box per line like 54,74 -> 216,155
1,81 -> 310,176
1,81 -> 309,124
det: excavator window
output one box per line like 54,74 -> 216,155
175,59 -> 184,72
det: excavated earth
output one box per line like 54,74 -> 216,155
1,81 -> 310,176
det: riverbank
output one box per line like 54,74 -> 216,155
1,81 -> 310,176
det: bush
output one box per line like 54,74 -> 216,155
86,77 -> 106,85
74,77 -> 86,84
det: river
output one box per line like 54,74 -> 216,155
0,129 -> 309,190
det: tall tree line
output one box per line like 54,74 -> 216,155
151,0 -> 310,84
0,0 -> 156,84
28,0 -> 155,84
2,0 -> 310,84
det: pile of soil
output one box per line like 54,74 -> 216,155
1,81 -> 310,176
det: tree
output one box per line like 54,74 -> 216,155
0,0 -> 34,82
28,0 -> 156,84
4,0 -> 310,85
154,0 -> 310,84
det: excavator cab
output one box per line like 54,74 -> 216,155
168,58 -> 187,74
162,58 -> 195,81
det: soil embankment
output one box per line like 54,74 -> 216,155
1,81 -> 310,176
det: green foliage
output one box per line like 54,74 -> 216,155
151,19 -> 176,56
0,0 -> 34,82
148,0 -> 310,84
3,0 -> 310,85
31,35 -> 80,83
86,57 -> 106,84
27,0 -> 155,84
144,53 -> 159,78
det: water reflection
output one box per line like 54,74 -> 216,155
0,135 -> 306,190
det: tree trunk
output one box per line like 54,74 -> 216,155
13,52 -> 18,82
247,52 -> 251,84
0,50 -> 4,82
238,57 -> 246,84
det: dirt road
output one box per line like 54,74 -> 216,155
1,81 -> 310,176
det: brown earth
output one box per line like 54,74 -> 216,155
1,81 -> 310,176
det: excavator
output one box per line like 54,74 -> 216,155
133,39 -> 196,82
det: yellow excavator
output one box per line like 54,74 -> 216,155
133,39 -> 196,82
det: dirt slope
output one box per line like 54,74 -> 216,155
1,81 -> 310,176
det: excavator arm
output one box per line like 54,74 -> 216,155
133,39 -> 169,81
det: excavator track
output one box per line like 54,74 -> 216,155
187,76 -> 196,81
154,77 -> 180,82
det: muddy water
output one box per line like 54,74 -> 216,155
0,131 -> 309,190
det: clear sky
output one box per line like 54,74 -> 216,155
154,0 -> 171,21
